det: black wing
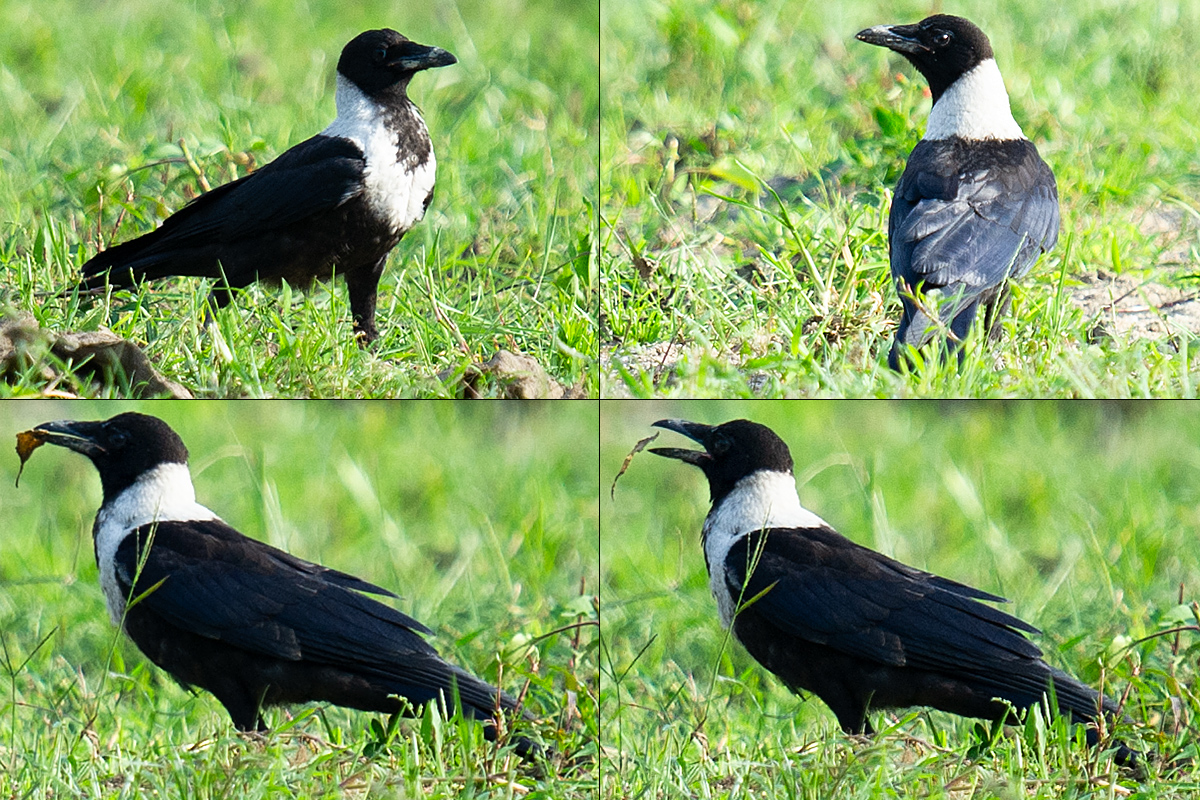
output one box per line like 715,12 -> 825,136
81,135 -> 366,278
890,138 -> 1059,297
724,525 -> 1044,678
112,519 -> 441,665
112,520 -> 523,715
725,525 -> 1117,723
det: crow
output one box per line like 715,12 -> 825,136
856,15 -> 1059,369
650,417 -> 1140,768
77,29 -> 455,344
25,411 -> 537,757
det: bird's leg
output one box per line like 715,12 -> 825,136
347,256 -> 386,347
982,284 -> 1014,342
830,694 -> 875,737
203,283 -> 236,327
216,684 -> 268,733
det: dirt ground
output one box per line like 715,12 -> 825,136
1070,206 -> 1200,343
1070,271 -> 1200,343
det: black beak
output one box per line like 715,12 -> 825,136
649,419 -> 714,466
388,42 -> 457,72
855,23 -> 926,55
32,420 -> 106,458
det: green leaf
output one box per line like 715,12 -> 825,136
872,106 -> 908,138
707,158 -> 759,192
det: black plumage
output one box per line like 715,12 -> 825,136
889,137 -> 1059,364
77,29 -> 455,344
29,412 -> 535,756
723,525 -> 1113,734
650,418 -> 1140,768
856,15 -> 1060,369
111,518 -> 515,733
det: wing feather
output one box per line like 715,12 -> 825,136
725,527 -> 1044,681
889,138 -> 1059,293
82,135 -> 366,278
113,520 -> 436,668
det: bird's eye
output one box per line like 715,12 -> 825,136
374,47 -> 388,61
933,31 -> 952,46
710,433 -> 732,457
108,429 -> 129,448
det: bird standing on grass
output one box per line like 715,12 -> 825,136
77,29 -> 456,345
649,418 -> 1140,769
856,16 -> 1059,370
22,412 -> 536,757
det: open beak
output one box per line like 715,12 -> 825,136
32,420 -> 107,458
855,23 -> 926,56
388,42 -> 457,72
648,419 -> 714,466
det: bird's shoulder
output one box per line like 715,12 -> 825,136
897,137 -> 1056,202
252,133 -> 368,176
114,518 -> 402,602
725,523 -> 908,579
149,134 -> 369,237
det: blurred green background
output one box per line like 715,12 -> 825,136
1,0 -> 598,212
601,401 -> 1200,793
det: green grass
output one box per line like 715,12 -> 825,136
601,401 -> 1200,797
600,0 -> 1200,397
1,401 -> 599,798
1,0 -> 599,397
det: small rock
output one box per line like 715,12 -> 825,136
52,330 -> 192,398
0,313 -> 56,382
0,312 -> 192,398
451,350 -> 585,399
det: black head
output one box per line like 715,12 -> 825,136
856,15 -> 994,102
32,412 -> 188,501
650,419 -> 794,504
337,29 -> 456,99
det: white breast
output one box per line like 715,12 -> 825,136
923,58 -> 1026,142
93,462 -> 218,625
702,470 -> 829,628
322,75 -> 436,234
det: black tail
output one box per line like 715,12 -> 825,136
76,222 -> 228,296
889,290 -> 982,372
77,233 -> 177,292
1045,667 -> 1145,772
436,665 -> 544,760
974,665 -> 1145,772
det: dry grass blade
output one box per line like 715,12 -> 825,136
610,433 -> 659,500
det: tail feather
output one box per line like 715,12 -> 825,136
974,664 -> 1120,725
1052,676 -> 1146,774
77,228 -> 222,293
444,667 -> 543,760
965,664 -> 1144,772
1045,666 -> 1121,721
889,298 -> 980,371
443,663 -> 528,720
373,661 -> 543,760
1032,667 -> 1143,772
